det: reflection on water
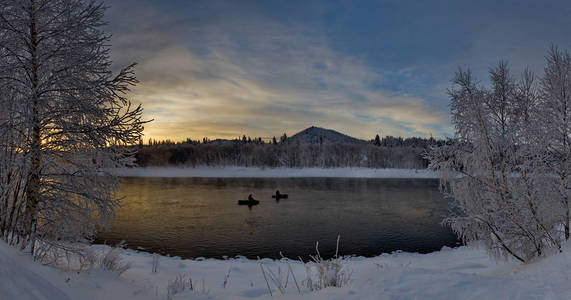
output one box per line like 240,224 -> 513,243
95,177 -> 460,259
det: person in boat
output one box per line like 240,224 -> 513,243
275,190 -> 281,198
248,194 -> 254,201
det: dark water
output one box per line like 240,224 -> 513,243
95,177 -> 460,259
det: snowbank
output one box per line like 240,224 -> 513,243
0,241 -> 153,300
114,167 -> 439,179
3,240 -> 571,299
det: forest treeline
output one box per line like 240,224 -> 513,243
134,135 -> 445,169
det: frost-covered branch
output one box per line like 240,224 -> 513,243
0,0 -> 147,255
429,51 -> 570,262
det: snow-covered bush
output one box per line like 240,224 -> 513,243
29,240 -> 129,276
100,247 -> 131,276
428,48 -> 570,263
166,273 -> 208,300
302,238 -> 351,290
167,274 -> 190,300
303,257 -> 350,290
78,248 -> 98,271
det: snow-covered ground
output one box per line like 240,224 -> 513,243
0,241 -> 153,300
3,240 -> 571,300
114,167 -> 439,179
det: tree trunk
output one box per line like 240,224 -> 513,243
563,95 -> 569,241
22,0 -> 41,255
565,197 -> 569,241
564,162 -> 569,240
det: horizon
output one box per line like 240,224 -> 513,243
105,0 -> 570,141
143,125 -> 443,144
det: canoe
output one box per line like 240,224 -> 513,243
272,194 -> 288,199
238,199 -> 260,205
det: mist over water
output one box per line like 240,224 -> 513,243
96,177 -> 460,259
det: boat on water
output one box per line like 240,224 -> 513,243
239,194 -> 260,206
272,190 -> 288,199
237,199 -> 260,205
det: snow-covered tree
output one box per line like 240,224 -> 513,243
428,59 -> 565,263
538,47 -> 571,240
0,0 -> 145,254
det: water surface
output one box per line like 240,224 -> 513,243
96,177 -> 459,259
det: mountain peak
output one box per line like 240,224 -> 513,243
289,126 -> 365,144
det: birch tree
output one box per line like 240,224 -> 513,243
539,47 -> 571,240
0,0 -> 145,254
428,60 -> 564,263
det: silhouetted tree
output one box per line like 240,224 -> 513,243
374,134 -> 381,146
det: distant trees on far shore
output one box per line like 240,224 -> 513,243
134,135 -> 445,169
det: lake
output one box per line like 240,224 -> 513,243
95,177 -> 460,259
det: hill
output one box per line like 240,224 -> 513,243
288,126 -> 366,144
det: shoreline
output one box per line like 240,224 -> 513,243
114,166 -> 439,179
5,238 -> 570,299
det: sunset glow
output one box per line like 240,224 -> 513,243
106,0 -> 570,141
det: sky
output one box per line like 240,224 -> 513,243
105,0 -> 571,141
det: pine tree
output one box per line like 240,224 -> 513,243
374,134 -> 381,146
280,133 -> 288,144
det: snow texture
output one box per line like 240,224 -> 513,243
2,239 -> 571,299
0,241 -> 152,300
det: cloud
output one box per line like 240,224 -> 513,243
107,0 -> 453,141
